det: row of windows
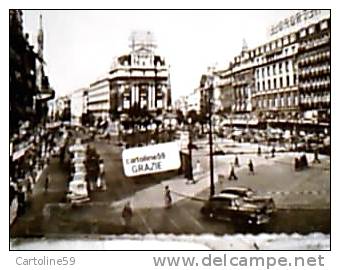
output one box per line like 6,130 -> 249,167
256,95 -> 299,109
233,18 -> 329,65
256,75 -> 297,92
256,61 -> 292,79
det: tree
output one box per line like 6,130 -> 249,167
176,109 -> 184,125
186,110 -> 199,124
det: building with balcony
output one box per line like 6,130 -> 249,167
297,16 -> 330,124
215,10 -> 330,129
109,31 -> 171,118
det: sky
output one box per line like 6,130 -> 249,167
22,10 -> 299,101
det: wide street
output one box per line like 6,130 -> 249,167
10,134 -> 330,238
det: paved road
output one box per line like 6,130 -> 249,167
10,136 -> 330,238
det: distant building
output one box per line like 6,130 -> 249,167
186,88 -> 201,114
70,88 -> 88,125
87,76 -> 110,120
109,30 -> 171,117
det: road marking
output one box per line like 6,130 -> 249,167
136,210 -> 153,234
168,216 -> 181,231
181,207 -> 205,231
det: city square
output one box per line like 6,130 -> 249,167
9,10 -> 330,248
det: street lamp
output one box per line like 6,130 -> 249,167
187,117 -> 194,182
207,77 -> 215,197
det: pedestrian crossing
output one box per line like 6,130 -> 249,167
264,190 -> 329,196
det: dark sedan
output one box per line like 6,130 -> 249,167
201,194 -> 272,225
220,187 -> 276,214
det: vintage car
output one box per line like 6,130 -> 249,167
220,187 -> 276,214
66,171 -> 89,204
200,194 -> 271,225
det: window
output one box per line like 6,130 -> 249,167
262,81 -> 265,91
308,25 -> 315,35
268,80 -> 271,90
256,69 -> 260,78
300,29 -> 306,38
290,33 -> 297,42
262,68 -> 265,78
286,75 -> 290,87
293,74 -> 297,85
280,77 -> 283,88
277,39 -> 282,47
279,63 -> 282,74
320,20 -> 328,30
257,82 -> 260,91
273,64 -> 276,75
267,66 -> 270,76
285,61 -> 289,72
283,36 -> 289,45
272,42 -> 276,49
273,78 -> 277,89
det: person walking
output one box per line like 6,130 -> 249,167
257,146 -> 262,156
271,146 -> 276,158
234,155 -> 240,167
164,186 -> 172,208
228,165 -> 238,181
313,148 -> 321,164
122,201 -> 133,229
248,159 -> 255,175
44,173 -> 50,192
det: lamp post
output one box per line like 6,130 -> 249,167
187,117 -> 194,182
207,78 -> 215,197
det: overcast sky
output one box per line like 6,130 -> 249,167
22,10 -> 299,101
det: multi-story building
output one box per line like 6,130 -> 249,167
70,87 -> 88,125
87,76 -> 110,120
186,88 -> 201,114
297,16 -> 330,124
215,67 -> 234,114
109,31 -> 171,117
215,10 -> 330,130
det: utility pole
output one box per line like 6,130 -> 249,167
208,81 -> 215,197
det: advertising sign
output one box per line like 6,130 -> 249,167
122,142 -> 181,177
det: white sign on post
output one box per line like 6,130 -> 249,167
122,142 -> 181,177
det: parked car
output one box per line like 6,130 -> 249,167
200,194 -> 272,225
220,187 -> 276,214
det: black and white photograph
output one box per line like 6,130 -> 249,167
9,9 -> 330,250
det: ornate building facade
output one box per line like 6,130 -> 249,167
109,31 -> 172,118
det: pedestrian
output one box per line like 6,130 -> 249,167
234,155 -> 240,167
257,146 -> 262,156
294,157 -> 300,171
44,173 -> 50,192
313,148 -> 321,164
17,186 -> 26,216
300,153 -> 308,168
122,201 -> 133,228
164,185 -> 172,208
271,146 -> 276,158
228,165 -> 238,181
248,159 -> 255,175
